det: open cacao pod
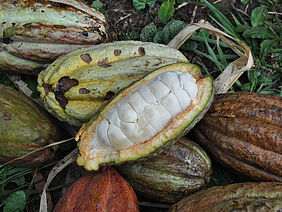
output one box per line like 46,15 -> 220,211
0,0 -> 112,75
0,84 -> 60,166
169,182 -> 282,212
193,92 -> 282,181
117,136 -> 212,204
75,63 -> 213,171
54,167 -> 139,212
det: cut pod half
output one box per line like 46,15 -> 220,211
75,63 -> 213,170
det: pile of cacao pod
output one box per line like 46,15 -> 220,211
0,0 -> 281,211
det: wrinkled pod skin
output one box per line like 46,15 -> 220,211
37,41 -> 189,125
0,0 -> 112,74
169,182 -> 282,212
0,84 -> 60,166
193,92 -> 282,181
117,136 -> 212,204
54,167 -> 139,212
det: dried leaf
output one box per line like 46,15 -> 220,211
168,20 -> 254,94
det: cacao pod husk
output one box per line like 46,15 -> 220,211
37,40 -> 189,125
54,167 -> 139,212
75,63 -> 213,171
193,92 -> 282,181
169,182 -> 282,212
0,0 -> 112,75
117,136 -> 212,204
0,84 -> 60,166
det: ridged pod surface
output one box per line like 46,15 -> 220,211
0,0 -> 112,74
37,41 -> 188,125
0,84 -> 59,166
193,92 -> 282,181
54,167 -> 139,212
117,137 -> 212,204
169,182 -> 282,212
75,63 -> 213,171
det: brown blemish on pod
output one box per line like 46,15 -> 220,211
138,47 -> 145,56
114,49 -> 121,56
54,77 -> 79,109
80,53 -> 92,64
79,88 -> 90,94
97,57 -> 111,67
104,91 -> 115,100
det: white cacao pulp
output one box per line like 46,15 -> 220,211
90,71 -> 198,151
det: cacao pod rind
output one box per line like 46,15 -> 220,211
0,84 -> 60,166
193,92 -> 282,181
37,41 -> 188,125
54,167 -> 139,212
117,137 -> 212,204
0,0 -> 112,74
169,182 -> 282,212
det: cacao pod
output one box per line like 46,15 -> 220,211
0,84 -> 60,166
117,136 -> 212,204
193,92 -> 282,181
169,182 -> 282,212
0,0 -> 112,75
75,63 -> 213,171
37,40 -> 188,125
54,167 -> 139,212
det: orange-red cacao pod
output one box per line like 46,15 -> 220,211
54,167 -> 139,212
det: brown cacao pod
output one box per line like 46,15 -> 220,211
193,92 -> 282,181
0,84 -> 60,166
117,136 -> 212,204
54,167 -> 139,212
169,182 -> 282,212
0,0 -> 112,74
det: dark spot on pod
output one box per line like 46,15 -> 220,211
105,91 -> 115,100
48,1 -> 67,8
54,77 -> 79,109
2,22 -> 6,24
42,83 -> 52,94
0,37 -> 12,44
114,49 -> 121,56
80,53 -> 92,64
138,47 -> 145,56
97,57 -> 111,67
53,25 -> 67,29
3,112 -> 12,121
81,31 -> 89,37
34,137 -> 42,143
79,88 -> 90,94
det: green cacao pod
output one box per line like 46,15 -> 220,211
193,92 -> 282,181
37,40 -> 188,125
54,167 -> 139,212
117,136 -> 212,204
169,182 -> 282,212
0,0 -> 112,75
75,63 -> 213,171
0,84 -> 60,166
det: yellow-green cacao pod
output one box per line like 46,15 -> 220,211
0,84 -> 60,166
117,137 -> 212,204
37,40 -> 189,126
75,63 -> 213,171
0,0 -> 112,75
169,182 -> 282,212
